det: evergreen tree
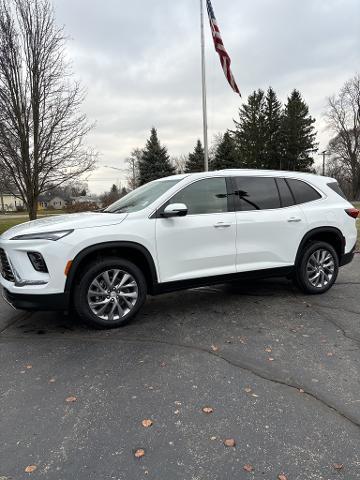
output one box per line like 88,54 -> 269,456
281,90 -> 318,172
211,131 -> 239,170
233,89 -> 266,168
185,140 -> 205,173
139,128 -> 176,185
264,87 -> 283,170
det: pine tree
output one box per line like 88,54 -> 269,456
139,128 -> 176,185
281,90 -> 318,172
185,140 -> 205,173
263,87 -> 283,170
211,131 -> 239,170
233,89 -> 266,168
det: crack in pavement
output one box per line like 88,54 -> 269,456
290,290 -> 360,346
1,330 -> 360,431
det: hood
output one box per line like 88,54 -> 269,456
0,212 -> 128,240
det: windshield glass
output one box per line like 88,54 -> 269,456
104,179 -> 181,213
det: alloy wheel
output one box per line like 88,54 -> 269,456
87,269 -> 139,321
306,249 -> 335,289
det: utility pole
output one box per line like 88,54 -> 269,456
318,150 -> 330,176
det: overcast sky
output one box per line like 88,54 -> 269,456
53,0 -> 360,194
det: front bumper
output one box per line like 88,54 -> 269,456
2,288 -> 69,311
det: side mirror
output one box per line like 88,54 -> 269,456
162,203 -> 188,218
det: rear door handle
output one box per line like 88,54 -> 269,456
287,217 -> 302,223
214,222 -> 232,228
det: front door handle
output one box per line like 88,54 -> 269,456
214,222 -> 231,228
287,217 -> 302,223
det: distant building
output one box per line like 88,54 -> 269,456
71,196 -> 101,207
0,193 -> 24,212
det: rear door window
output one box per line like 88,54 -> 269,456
286,179 -> 321,204
233,177 -> 281,211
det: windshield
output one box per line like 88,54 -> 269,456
104,179 -> 181,213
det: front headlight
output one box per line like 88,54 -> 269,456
11,230 -> 74,241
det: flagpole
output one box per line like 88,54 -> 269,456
200,0 -> 209,171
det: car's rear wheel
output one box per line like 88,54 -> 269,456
74,257 -> 147,329
295,241 -> 339,294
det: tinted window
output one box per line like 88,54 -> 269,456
287,179 -> 321,204
276,178 -> 295,207
327,182 -> 347,200
234,177 -> 280,211
170,178 -> 228,215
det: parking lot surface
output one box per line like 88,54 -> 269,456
1,257 -> 360,479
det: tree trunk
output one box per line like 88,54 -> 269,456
28,197 -> 38,220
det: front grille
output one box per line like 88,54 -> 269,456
0,248 -> 15,282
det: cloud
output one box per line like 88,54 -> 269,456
53,0 -> 360,193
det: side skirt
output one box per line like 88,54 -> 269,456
152,266 -> 295,295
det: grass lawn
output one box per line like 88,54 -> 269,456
0,217 -> 29,235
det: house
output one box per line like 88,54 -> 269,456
38,193 -> 70,210
71,196 -> 102,207
0,193 -> 24,212
49,196 -> 68,210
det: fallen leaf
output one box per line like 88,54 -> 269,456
211,345 -> 219,352
243,464 -> 254,472
65,396 -> 77,403
141,419 -> 153,428
24,465 -> 37,473
26,365 -> 32,369
265,347 -> 272,353
134,449 -> 145,458
333,463 -> 343,470
278,474 -> 288,480
224,438 -> 236,447
244,387 -> 252,393
202,406 -> 214,414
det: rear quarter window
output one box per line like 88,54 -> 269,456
286,179 -> 322,205
327,182 -> 347,200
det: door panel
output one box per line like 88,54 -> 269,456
235,206 -> 307,272
232,176 -> 307,272
155,177 -> 237,283
156,213 -> 236,282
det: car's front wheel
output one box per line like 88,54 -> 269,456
295,241 -> 339,294
74,257 -> 147,329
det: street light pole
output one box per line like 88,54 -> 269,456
318,150 -> 330,176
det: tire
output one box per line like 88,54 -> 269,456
295,241 -> 339,294
74,257 -> 147,329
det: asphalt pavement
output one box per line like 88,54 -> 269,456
1,257 -> 360,479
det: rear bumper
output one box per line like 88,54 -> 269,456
340,246 -> 356,267
2,288 -> 69,311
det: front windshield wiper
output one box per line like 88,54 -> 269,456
106,204 -> 135,214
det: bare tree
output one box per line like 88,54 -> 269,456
125,148 -> 142,190
325,74 -> 360,200
0,0 -> 95,219
171,154 -> 187,174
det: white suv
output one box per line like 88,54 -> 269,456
0,170 -> 358,329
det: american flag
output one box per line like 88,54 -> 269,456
206,0 -> 241,96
